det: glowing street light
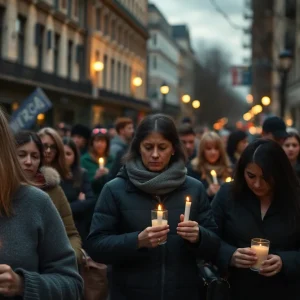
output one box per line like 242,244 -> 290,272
261,96 -> 271,106
133,77 -> 143,87
192,100 -> 200,109
93,61 -> 104,72
182,94 -> 191,103
243,112 -> 252,121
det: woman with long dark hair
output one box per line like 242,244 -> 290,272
226,130 -> 248,167
0,110 -> 82,299
87,114 -> 219,300
212,139 -> 300,300
282,132 -> 300,179
62,137 -> 96,244
15,131 -> 82,262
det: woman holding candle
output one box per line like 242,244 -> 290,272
87,114 -> 219,300
0,109 -> 82,298
188,132 -> 232,200
212,139 -> 300,300
80,128 -> 114,196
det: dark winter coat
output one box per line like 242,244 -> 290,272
87,167 -> 220,300
212,183 -> 300,300
60,168 -> 96,245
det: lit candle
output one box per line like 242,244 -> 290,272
250,238 -> 270,271
184,196 -> 191,222
157,204 -> 163,225
151,204 -> 168,227
225,177 -> 232,183
210,170 -> 218,184
98,157 -> 105,169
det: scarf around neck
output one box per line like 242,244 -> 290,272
125,158 -> 187,195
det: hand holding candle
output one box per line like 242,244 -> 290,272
225,177 -> 233,183
210,170 -> 218,184
99,157 -> 105,169
250,238 -> 270,271
177,214 -> 199,244
184,196 -> 191,222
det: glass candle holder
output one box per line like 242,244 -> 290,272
250,238 -> 270,271
151,209 -> 168,245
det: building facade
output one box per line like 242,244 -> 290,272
88,0 -> 149,126
0,0 -> 149,128
147,4 -> 181,116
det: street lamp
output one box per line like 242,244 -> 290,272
192,100 -> 200,109
160,82 -> 169,112
93,61 -> 104,72
278,50 -> 293,118
133,76 -> 143,87
261,96 -> 271,106
182,94 -> 191,103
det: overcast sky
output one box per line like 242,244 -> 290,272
150,0 -> 250,96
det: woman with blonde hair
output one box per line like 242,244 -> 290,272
188,131 -> 232,200
0,108 -> 82,298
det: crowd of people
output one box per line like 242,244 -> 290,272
0,108 -> 300,300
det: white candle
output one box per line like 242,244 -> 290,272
157,204 -> 163,225
251,244 -> 269,270
184,196 -> 191,221
210,170 -> 218,184
152,219 -> 168,227
98,157 -> 105,169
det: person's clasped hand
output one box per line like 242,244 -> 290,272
0,265 -> 24,297
230,248 -> 257,268
260,255 -> 282,277
94,167 -> 109,179
207,184 -> 220,197
138,225 -> 169,248
177,214 -> 200,243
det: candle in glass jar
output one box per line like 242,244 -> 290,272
251,239 -> 270,271
151,204 -> 168,227
98,157 -> 105,169
225,177 -> 232,183
210,170 -> 218,184
184,196 -> 191,221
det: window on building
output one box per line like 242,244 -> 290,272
118,27 -> 122,44
76,45 -> 84,80
74,0 -> 78,17
54,0 -> 59,10
54,33 -> 60,75
61,0 -> 67,9
117,61 -> 121,93
153,55 -> 157,69
111,59 -> 115,90
0,7 -> 4,57
96,7 -> 101,30
123,64 -> 127,93
36,23 -> 45,70
128,66 -> 132,94
67,0 -> 72,18
16,16 -> 26,64
67,40 -> 73,79
78,0 -> 84,26
152,33 -> 157,45
103,54 -> 108,88
111,20 -> 116,40
104,15 -> 109,35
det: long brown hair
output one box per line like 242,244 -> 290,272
0,108 -> 29,216
192,131 -> 231,182
38,127 -> 70,180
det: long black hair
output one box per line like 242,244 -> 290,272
125,114 -> 186,163
233,139 -> 300,221
62,137 -> 83,188
226,130 -> 247,163
14,131 -> 44,169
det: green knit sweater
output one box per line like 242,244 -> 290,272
0,185 -> 83,300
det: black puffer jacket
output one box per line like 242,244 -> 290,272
87,167 -> 220,300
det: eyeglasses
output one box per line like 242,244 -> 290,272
43,143 -> 57,152
92,128 -> 108,135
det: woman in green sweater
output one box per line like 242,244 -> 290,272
81,128 -> 114,196
0,108 -> 82,299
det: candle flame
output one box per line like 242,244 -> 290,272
225,177 -> 232,183
210,170 -> 217,177
186,196 -> 190,202
99,157 -> 104,164
158,204 -> 162,211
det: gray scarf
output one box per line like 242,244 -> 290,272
125,158 -> 187,195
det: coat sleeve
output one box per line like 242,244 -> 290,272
275,249 -> 300,278
188,182 -> 220,261
70,170 -> 96,216
87,183 -> 149,264
211,184 -> 237,272
15,196 -> 83,300
55,186 -> 82,263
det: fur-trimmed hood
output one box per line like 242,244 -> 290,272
35,166 -> 61,190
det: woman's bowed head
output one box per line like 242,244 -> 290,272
124,114 -> 200,248
230,139 -> 300,276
